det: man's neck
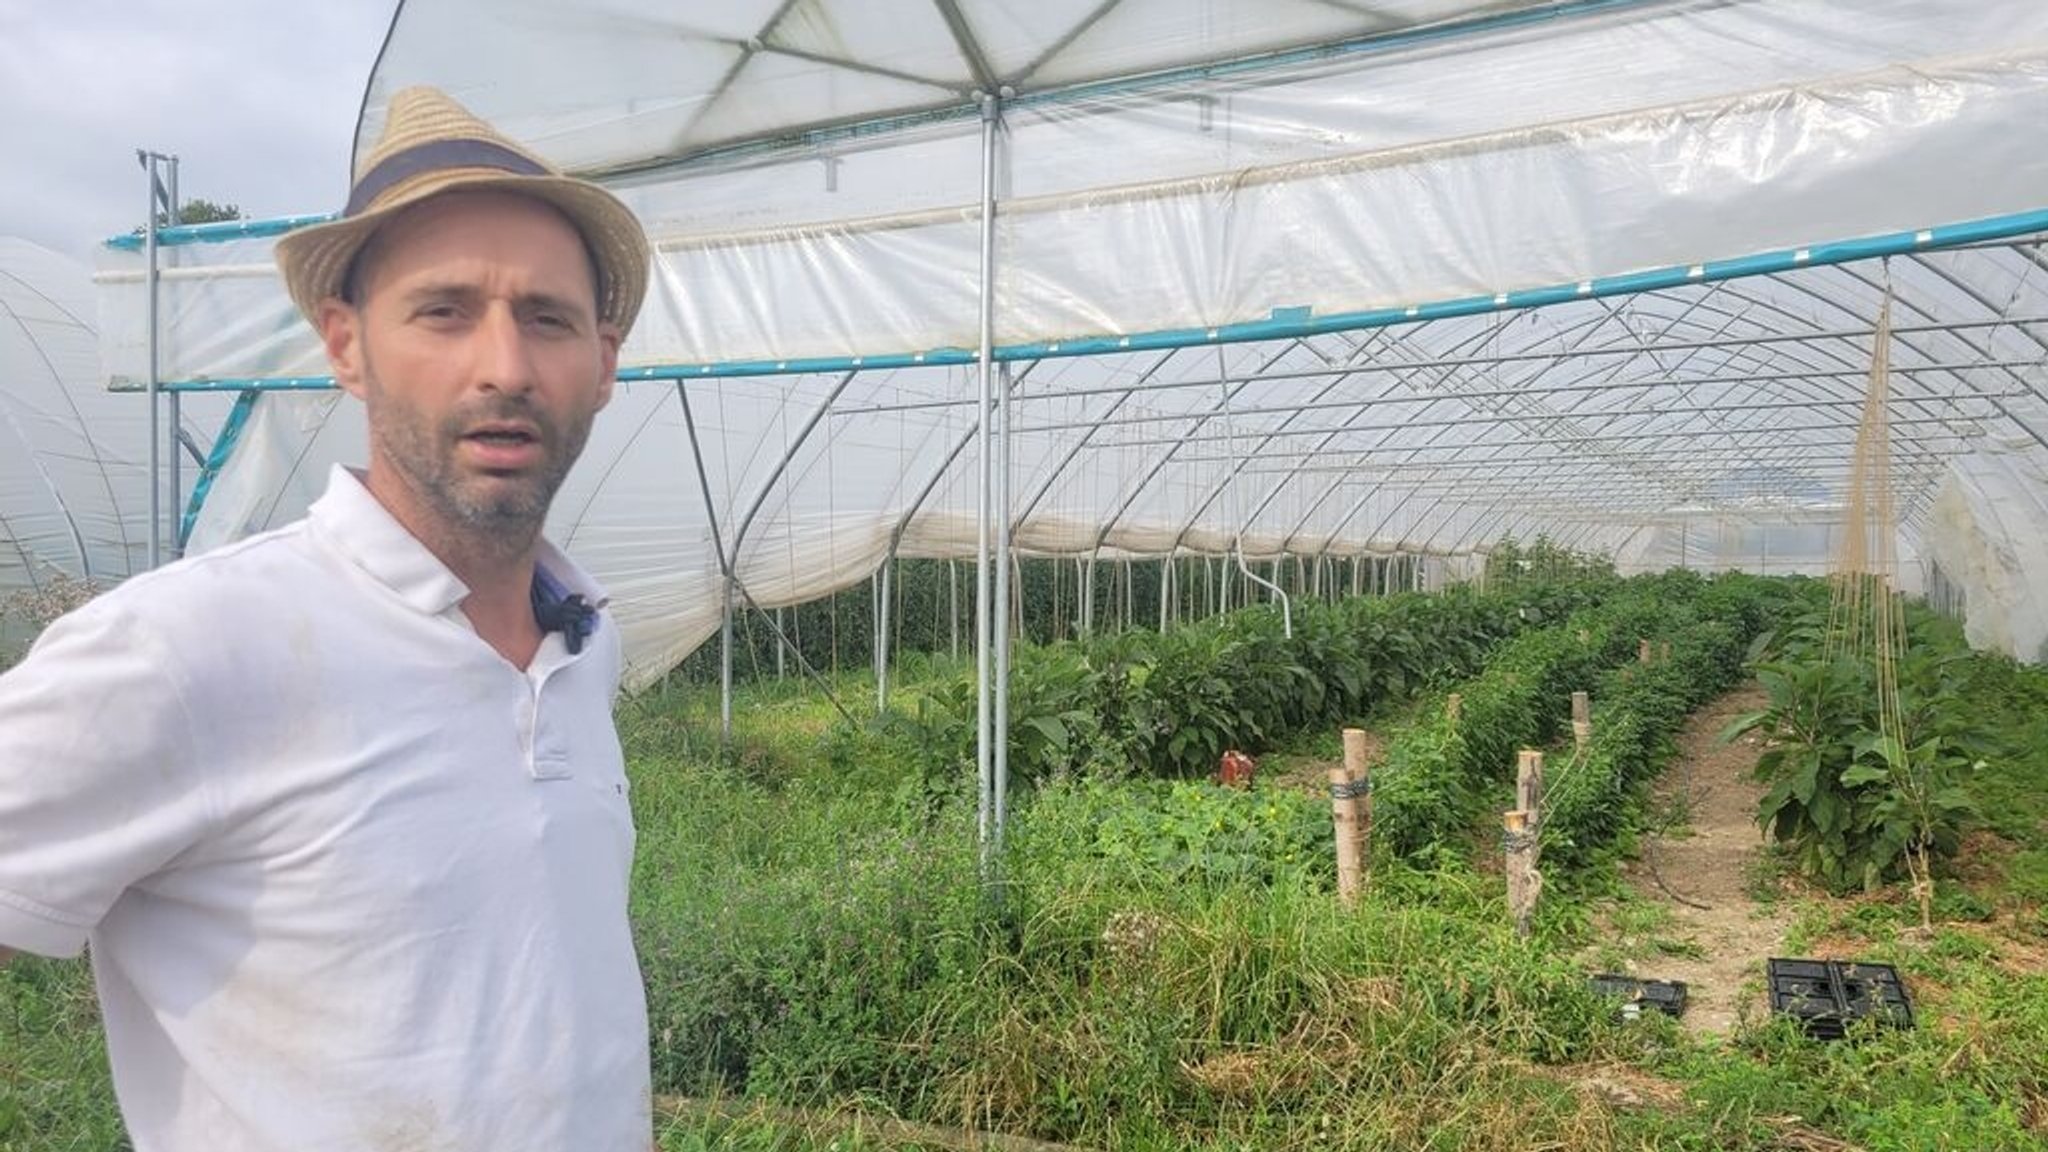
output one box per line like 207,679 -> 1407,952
440,533 -> 548,669
362,470 -> 548,668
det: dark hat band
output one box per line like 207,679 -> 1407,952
345,138 -> 549,217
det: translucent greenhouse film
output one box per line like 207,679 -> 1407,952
0,238 -> 227,647
92,0 -> 2048,679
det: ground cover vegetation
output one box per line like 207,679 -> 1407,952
6,556 -> 2047,1151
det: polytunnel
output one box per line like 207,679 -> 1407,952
94,0 -> 2048,701
0,237 -> 227,648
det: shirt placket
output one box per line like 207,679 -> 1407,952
524,640 -> 577,781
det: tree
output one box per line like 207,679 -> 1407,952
166,197 -> 241,225
134,197 -> 242,234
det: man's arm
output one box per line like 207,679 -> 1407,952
1,598 -> 209,960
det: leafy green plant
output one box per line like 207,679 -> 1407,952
1727,620 -> 1985,896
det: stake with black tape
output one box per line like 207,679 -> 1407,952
1327,728 -> 1373,905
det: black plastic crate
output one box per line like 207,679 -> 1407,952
1767,957 -> 1913,1039
1589,973 -> 1688,1019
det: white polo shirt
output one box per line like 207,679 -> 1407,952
0,467 -> 650,1151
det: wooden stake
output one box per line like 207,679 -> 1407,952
1517,749 -> 1545,829
1446,692 -> 1463,722
1330,764 -> 1362,909
1503,809 -> 1542,938
1571,692 -> 1591,752
1638,638 -> 1654,665
1343,727 -> 1372,894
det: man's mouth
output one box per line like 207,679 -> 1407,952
464,424 -> 538,445
459,423 -> 544,469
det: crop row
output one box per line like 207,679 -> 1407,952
893,578 -> 1616,785
1371,572 -> 1803,863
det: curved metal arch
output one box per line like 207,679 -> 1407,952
1009,350 -> 1179,529
1155,331 -> 1467,559
1083,338 -> 1313,554
1247,322 -> 1540,552
1401,266 -> 2032,544
1271,307 -> 1623,548
0,265 -> 121,579
883,360 -> 1043,551
724,370 -> 861,572
1307,297 -> 1734,553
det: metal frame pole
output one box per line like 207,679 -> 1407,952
994,363 -> 1014,854
141,151 -> 164,569
676,382 -> 736,743
164,158 -> 182,558
876,550 -> 894,714
974,90 -> 1001,869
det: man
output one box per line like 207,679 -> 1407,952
0,87 -> 655,1150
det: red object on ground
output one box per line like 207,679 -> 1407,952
1218,749 -> 1258,787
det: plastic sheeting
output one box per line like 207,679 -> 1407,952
99,0 -> 2048,380
90,0 -> 2048,676
1924,445 -> 2048,664
0,238 -> 223,646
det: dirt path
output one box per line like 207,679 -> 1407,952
1620,683 -> 1796,1035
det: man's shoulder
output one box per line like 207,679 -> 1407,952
77,519 -> 325,632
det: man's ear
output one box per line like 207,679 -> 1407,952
317,299 -> 367,400
594,322 -> 621,411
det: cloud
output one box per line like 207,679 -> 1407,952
0,0 -> 395,259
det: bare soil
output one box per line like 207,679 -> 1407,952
1618,683 -> 1797,1035
1263,728 -> 1384,797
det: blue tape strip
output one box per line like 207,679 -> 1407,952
179,389 -> 260,545
105,213 -> 339,252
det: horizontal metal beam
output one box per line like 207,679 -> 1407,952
1008,384 -> 2020,434
1064,411 -> 1993,447
828,342 -> 2048,417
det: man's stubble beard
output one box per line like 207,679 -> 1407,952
358,346 -> 596,556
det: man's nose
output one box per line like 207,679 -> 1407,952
474,303 -> 536,394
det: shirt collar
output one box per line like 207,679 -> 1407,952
307,466 -> 609,623
309,466 -> 470,617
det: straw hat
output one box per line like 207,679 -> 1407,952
275,86 -> 649,336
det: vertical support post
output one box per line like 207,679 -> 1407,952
1330,768 -> 1361,910
1503,810 -> 1541,938
1446,692 -> 1463,722
1086,556 -> 1097,634
678,381 -> 737,744
720,577 -> 735,738
1158,554 -> 1171,632
776,608 -> 787,679
973,89 -> 1001,873
948,559 -> 959,661
1571,691 -> 1591,752
141,151 -> 165,570
1639,638 -> 1654,665
994,357 -> 1015,858
164,162 -> 181,558
1339,727 -> 1373,900
1517,749 -> 1545,828
875,552 -> 894,715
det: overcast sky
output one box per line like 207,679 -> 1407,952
0,0 -> 397,260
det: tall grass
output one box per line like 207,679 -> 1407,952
8,588 -> 2048,1151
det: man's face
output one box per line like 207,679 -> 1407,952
318,190 -> 620,551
